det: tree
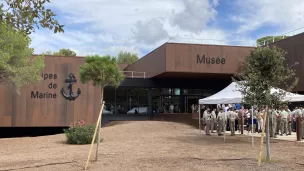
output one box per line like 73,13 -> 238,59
117,51 -> 138,64
234,46 -> 298,164
53,49 -> 76,56
79,55 -> 124,160
0,0 -> 64,35
0,23 -> 44,92
41,50 -> 53,55
41,49 -> 77,56
256,36 -> 290,47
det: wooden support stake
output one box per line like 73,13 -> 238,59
95,103 -> 103,161
258,105 -> 268,166
84,102 -> 105,170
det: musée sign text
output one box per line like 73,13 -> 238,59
196,54 -> 225,64
31,73 -> 58,99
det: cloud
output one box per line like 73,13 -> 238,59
28,0 -> 304,57
230,0 -> 304,36
171,0 -> 218,33
132,18 -> 169,45
28,0 -> 227,57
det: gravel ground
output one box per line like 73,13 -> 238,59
0,121 -> 304,171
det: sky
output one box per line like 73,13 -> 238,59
29,0 -> 304,57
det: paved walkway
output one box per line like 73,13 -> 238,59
199,129 -> 304,142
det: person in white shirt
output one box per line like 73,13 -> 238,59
203,108 -> 211,135
256,109 -> 264,133
210,108 -> 217,133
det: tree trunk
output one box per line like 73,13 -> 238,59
95,87 -> 104,161
266,111 -> 270,162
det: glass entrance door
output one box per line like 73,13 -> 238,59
185,96 -> 200,113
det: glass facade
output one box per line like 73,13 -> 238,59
103,87 -> 218,114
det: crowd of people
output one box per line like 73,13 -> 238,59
200,104 -> 304,139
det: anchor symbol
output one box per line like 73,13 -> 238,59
61,73 -> 81,101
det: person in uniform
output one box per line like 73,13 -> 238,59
298,106 -> 304,139
210,108 -> 217,133
269,106 -> 277,138
217,108 -> 225,136
276,107 -> 282,135
287,106 -> 293,135
222,108 -> 228,132
191,104 -> 195,114
302,109 -> 304,139
203,108 -> 211,135
228,108 -> 238,136
280,106 -> 289,136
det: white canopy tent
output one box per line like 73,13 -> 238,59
199,82 -> 304,104
198,81 -> 304,145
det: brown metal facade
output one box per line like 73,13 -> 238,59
165,43 -> 254,74
2,37 -> 303,127
124,44 -> 167,77
270,33 -> 304,92
0,56 -> 102,127
124,43 -> 254,78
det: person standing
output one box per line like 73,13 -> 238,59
276,108 -> 282,135
280,106 -> 289,136
269,106 -> 277,138
203,108 -> 211,135
301,110 -> 304,139
238,106 -> 245,134
287,107 -> 293,135
217,108 -> 225,136
228,108 -> 238,136
257,109 -> 264,133
210,108 -> 217,133
191,104 -> 195,114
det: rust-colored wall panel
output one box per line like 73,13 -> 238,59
124,44 -> 166,77
165,43 -> 254,74
0,56 -> 102,127
270,33 -> 304,92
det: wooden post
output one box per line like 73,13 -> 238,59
198,105 -> 201,134
95,107 -> 103,161
258,105 -> 268,166
84,102 -> 105,170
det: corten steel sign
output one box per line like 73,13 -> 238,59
31,73 -> 58,99
0,56 -> 101,127
196,54 -> 226,64
125,43 -> 254,77
61,73 -> 81,101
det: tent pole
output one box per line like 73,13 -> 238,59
199,104 -> 201,135
252,105 -> 254,147
224,105 -> 226,142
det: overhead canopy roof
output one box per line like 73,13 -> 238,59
199,82 -> 304,104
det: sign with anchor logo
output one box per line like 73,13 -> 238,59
61,73 -> 81,101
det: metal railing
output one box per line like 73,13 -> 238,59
260,26 -> 304,46
121,71 -> 146,78
166,26 -> 304,47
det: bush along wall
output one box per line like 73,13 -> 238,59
64,120 -> 98,144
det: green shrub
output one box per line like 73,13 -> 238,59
64,120 -> 98,144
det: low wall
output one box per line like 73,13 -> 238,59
101,113 -> 200,129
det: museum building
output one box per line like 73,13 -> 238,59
0,33 -> 304,127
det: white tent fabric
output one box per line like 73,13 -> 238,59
199,82 -> 304,104
199,82 -> 242,104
